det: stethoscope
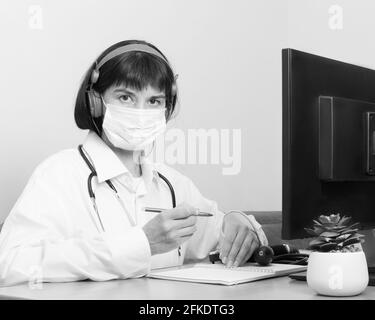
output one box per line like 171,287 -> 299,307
78,144 -> 176,232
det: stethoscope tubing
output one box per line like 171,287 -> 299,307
78,144 -> 176,232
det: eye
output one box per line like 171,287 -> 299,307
119,95 -> 132,103
149,98 -> 161,105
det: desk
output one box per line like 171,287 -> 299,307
0,276 -> 374,300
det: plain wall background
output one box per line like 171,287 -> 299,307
2,0 -> 375,222
287,0 -> 375,70
0,0 -> 287,221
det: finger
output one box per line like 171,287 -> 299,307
176,234 -> 193,246
226,230 -> 247,268
172,225 -> 197,239
242,240 -> 259,265
233,234 -> 255,267
165,203 -> 197,220
218,233 -> 224,252
219,228 -> 237,264
171,226 -> 197,247
244,240 -> 259,263
169,215 -> 197,229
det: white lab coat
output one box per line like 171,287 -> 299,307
0,131 -> 267,286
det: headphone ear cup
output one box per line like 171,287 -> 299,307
91,69 -> 100,85
87,90 -> 103,118
254,246 -> 274,266
171,74 -> 178,98
171,82 -> 177,99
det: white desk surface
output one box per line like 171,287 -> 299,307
0,275 -> 374,300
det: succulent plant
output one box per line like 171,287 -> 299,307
304,214 -> 364,252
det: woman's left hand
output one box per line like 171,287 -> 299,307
219,212 -> 260,268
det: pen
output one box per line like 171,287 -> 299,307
143,207 -> 213,217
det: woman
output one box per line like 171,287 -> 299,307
0,40 -> 267,286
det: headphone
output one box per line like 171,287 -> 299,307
86,43 -> 178,119
209,244 -> 309,266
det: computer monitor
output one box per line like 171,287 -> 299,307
282,48 -> 375,258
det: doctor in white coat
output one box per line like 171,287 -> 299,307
0,40 -> 267,286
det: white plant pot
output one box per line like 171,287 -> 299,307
307,251 -> 369,296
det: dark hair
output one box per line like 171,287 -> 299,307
74,39 -> 177,134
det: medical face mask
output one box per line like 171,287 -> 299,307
101,101 -> 167,151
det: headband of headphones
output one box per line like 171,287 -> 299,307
90,43 -> 175,85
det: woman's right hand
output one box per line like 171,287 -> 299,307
142,203 -> 198,255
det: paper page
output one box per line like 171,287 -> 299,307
149,263 -> 276,285
148,263 -> 307,285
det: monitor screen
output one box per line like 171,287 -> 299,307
282,48 -> 375,239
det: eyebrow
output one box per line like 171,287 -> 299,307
113,88 -> 166,99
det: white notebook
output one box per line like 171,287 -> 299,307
148,263 -> 307,286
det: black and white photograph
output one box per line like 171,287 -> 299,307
0,0 -> 374,311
